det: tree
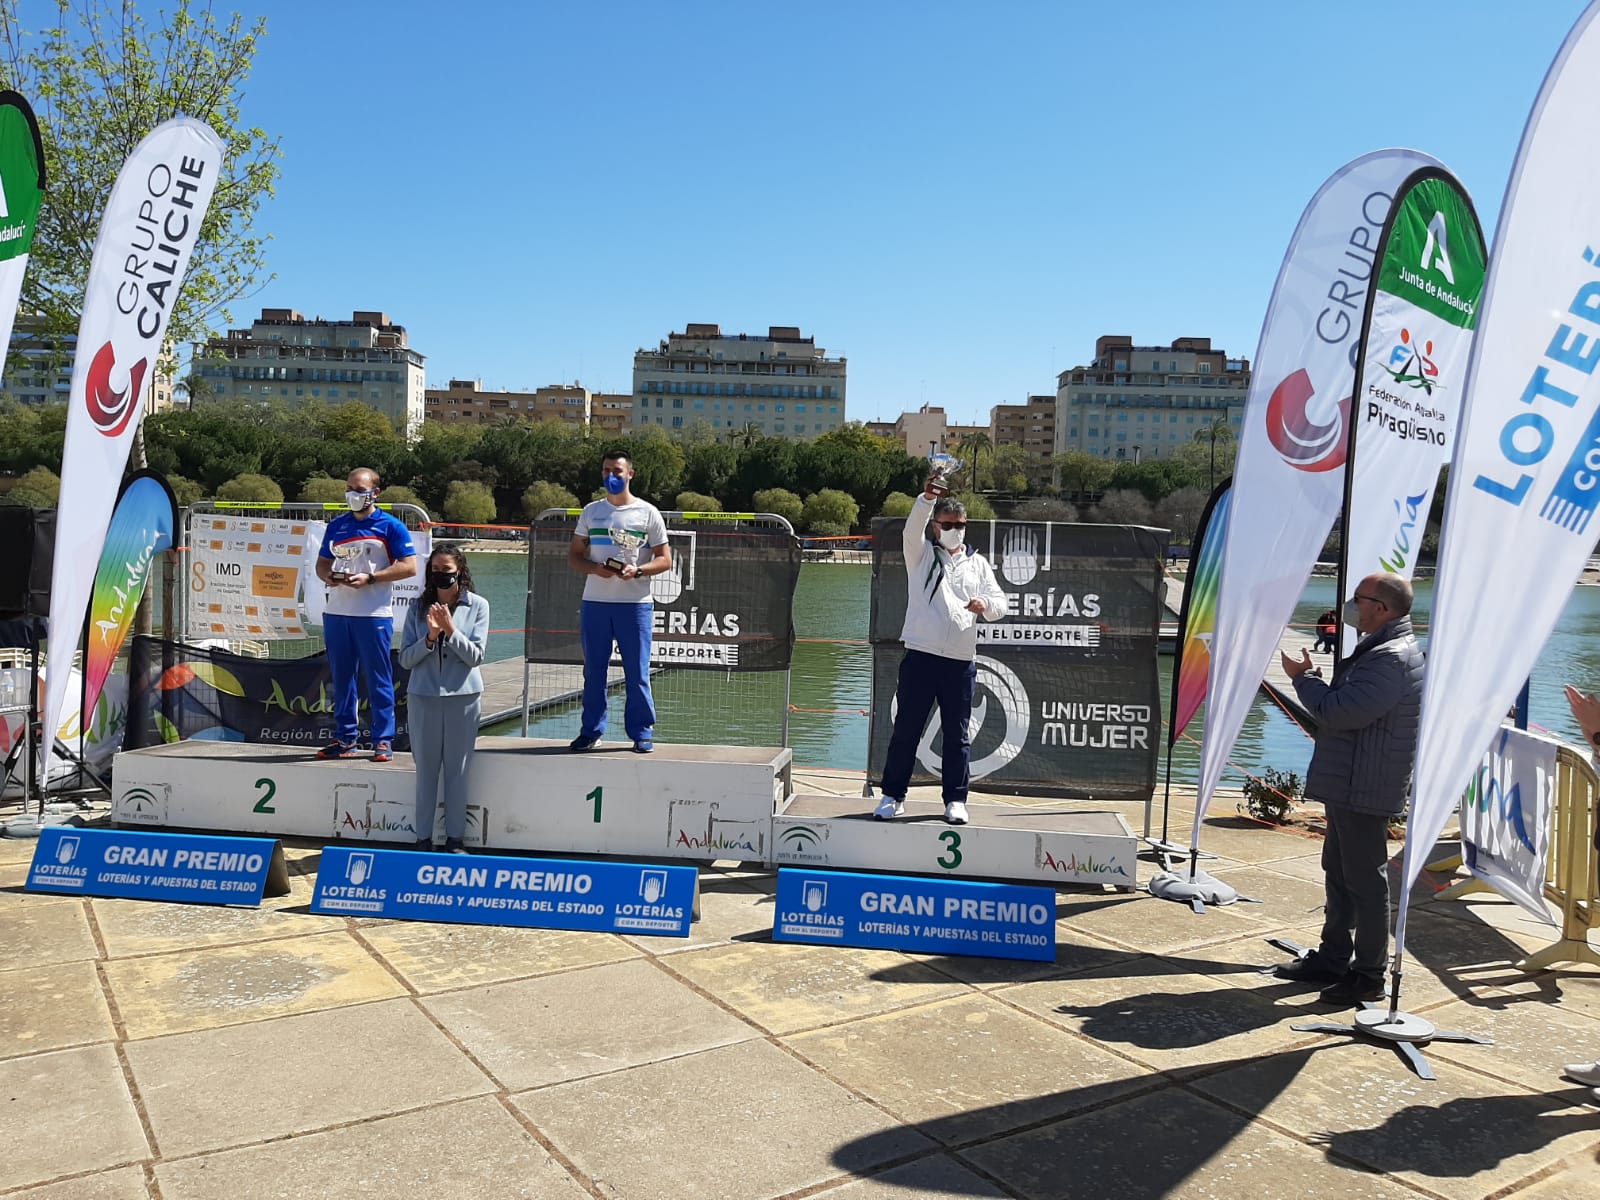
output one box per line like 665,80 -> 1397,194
216,472 -> 282,504
674,490 -> 723,513
1014,498 -> 1079,522
956,491 -> 995,521
1086,488 -> 1154,526
443,480 -> 497,524
683,441 -> 737,500
878,491 -> 915,519
802,488 -> 860,533
521,480 -> 579,521
991,443 -> 1032,493
1053,450 -> 1115,499
1194,414 -> 1235,489
0,0 -> 283,345
752,487 -> 803,527
298,476 -> 346,504
954,430 -> 994,492
1154,486 -> 1209,546
378,485 -> 428,519
4,465 -> 60,506
166,473 -> 205,507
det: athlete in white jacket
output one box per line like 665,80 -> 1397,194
873,476 -> 1009,824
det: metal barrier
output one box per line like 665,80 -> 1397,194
1518,744 -> 1600,971
180,500 -> 431,652
520,509 -> 800,749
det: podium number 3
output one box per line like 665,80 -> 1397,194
586,786 -> 602,823
937,830 -> 962,869
253,778 -> 276,814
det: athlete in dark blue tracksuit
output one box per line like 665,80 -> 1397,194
314,468 -> 418,761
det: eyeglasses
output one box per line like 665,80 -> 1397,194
934,521 -> 967,530
1352,593 -> 1386,607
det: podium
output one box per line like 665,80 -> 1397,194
111,739 -> 791,865
771,794 -> 1138,889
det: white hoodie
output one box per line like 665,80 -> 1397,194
899,493 -> 1009,661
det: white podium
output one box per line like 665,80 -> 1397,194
112,739 -> 791,865
771,794 -> 1138,889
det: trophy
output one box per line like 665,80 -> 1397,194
604,528 -> 647,574
330,542 -> 361,583
928,452 -> 964,497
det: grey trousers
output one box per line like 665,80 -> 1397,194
1318,804 -> 1392,977
410,694 -> 481,842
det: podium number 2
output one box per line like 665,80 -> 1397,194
937,830 -> 962,870
253,778 -> 276,814
586,786 -> 602,823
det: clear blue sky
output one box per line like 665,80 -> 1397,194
219,1 -> 1592,425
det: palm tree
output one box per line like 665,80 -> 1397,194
1194,414 -> 1234,489
955,430 -> 994,492
730,422 -> 763,449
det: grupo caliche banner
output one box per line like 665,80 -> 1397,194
524,511 -> 801,672
869,519 -> 1167,799
123,636 -> 411,752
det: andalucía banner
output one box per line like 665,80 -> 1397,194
1191,148 -> 1441,852
0,90 -> 46,380
1397,1 -> 1600,966
85,470 -> 177,719
1339,168 -> 1486,655
1168,478 -> 1230,747
41,118 -> 223,779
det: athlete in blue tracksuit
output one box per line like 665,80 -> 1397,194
314,468 -> 418,761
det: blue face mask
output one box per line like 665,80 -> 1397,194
603,472 -> 627,496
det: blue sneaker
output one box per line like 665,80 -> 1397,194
632,734 -> 654,754
568,734 -> 602,752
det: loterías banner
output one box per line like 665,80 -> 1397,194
1398,0 -> 1600,969
85,470 -> 177,720
0,90 -> 45,382
1339,168 -> 1486,656
40,117 -> 223,782
1190,147 -> 1443,855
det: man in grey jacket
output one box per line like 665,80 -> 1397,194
1273,571 -> 1425,1006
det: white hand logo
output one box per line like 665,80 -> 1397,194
652,549 -> 685,605
1001,526 -> 1039,586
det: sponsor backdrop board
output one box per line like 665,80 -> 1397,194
187,513 -> 311,639
310,845 -> 695,936
123,635 -> 413,752
113,739 -> 789,865
869,519 -> 1166,798
772,794 -> 1138,888
1461,725 -> 1558,926
27,826 -> 279,906
773,868 -> 1056,961
524,513 -> 800,671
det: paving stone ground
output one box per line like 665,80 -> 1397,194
2,772 -> 1599,1199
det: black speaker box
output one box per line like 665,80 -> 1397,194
0,506 -> 53,620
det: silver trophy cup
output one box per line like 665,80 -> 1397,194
928,453 -> 964,497
604,527 -> 647,574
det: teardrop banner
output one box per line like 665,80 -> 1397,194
0,89 -> 46,378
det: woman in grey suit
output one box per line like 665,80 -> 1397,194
400,547 -> 490,853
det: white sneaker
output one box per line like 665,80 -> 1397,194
1564,1061 -> 1600,1086
873,795 -> 904,820
944,801 -> 969,825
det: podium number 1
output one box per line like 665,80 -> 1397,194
586,786 -> 602,823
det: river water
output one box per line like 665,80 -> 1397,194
466,552 -> 1600,791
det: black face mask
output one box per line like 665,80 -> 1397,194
430,572 -> 459,590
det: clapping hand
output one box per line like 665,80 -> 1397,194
1564,684 -> 1600,749
1281,647 -> 1314,679
426,604 -> 445,637
428,602 -> 454,638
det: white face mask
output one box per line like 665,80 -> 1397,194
346,490 -> 374,512
938,526 -> 964,551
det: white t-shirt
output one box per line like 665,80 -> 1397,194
579,498 -> 669,604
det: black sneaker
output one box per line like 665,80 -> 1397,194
1273,952 -> 1346,984
568,734 -> 602,751
445,838 -> 467,854
414,838 -> 433,851
1318,971 -> 1387,1006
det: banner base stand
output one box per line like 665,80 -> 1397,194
1290,1001 -> 1492,1082
1140,837 -> 1219,867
